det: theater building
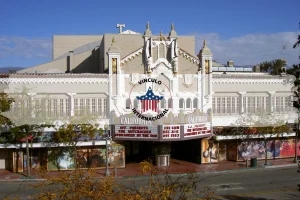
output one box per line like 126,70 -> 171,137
0,23 -> 298,171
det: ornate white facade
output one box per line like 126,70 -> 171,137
0,23 -> 297,169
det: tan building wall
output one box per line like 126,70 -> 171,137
53,35 -> 103,59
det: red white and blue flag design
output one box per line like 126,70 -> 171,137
136,87 -> 164,113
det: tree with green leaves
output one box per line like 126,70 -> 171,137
290,22 -> 300,164
259,59 -> 286,75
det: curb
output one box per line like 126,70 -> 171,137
0,163 -> 297,182
0,178 -> 46,182
122,164 -> 298,180
264,163 -> 297,168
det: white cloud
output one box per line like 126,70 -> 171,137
193,32 -> 300,66
0,36 -> 52,59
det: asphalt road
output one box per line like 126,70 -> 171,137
0,166 -> 299,200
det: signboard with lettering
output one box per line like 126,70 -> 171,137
114,125 -> 158,139
183,123 -> 211,138
162,125 -> 180,139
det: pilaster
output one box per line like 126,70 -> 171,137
268,92 -> 275,114
238,92 -> 246,114
67,93 -> 76,116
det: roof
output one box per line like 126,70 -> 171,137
120,30 -> 141,35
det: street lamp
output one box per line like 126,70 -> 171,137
104,123 -> 110,176
294,119 -> 299,163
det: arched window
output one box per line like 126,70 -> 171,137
186,98 -> 191,109
161,99 -> 166,109
168,98 -> 173,109
193,98 -> 198,109
126,99 -> 131,109
134,99 -> 139,109
179,98 -> 184,109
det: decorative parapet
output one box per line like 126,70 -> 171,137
178,48 -> 200,65
212,74 -> 294,84
0,74 -> 109,84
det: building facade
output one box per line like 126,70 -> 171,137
0,23 -> 298,171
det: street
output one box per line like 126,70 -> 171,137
0,166 -> 299,200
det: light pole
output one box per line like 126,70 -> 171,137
104,124 -> 110,176
295,119 -> 299,163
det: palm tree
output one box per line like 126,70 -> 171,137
270,59 -> 286,75
259,61 -> 272,73
260,59 -> 286,75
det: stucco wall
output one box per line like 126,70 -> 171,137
53,35 -> 103,59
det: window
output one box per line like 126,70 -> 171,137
60,99 -> 64,116
179,98 -> 184,109
103,98 -> 107,117
66,98 -> 70,116
161,99 -> 166,109
226,97 -> 231,113
186,98 -> 191,109
231,97 -> 236,114
217,98 -> 221,113
193,98 -> 198,109
221,97 -> 226,113
168,98 -> 172,109
126,99 -> 131,109
98,99 -> 102,116
134,99 -> 139,109
92,99 -> 96,115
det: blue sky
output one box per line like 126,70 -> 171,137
0,0 -> 299,68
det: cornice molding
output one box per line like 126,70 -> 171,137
0,77 -> 109,84
212,74 -> 294,84
178,48 -> 200,65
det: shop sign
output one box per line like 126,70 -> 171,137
114,125 -> 158,139
162,125 -> 180,139
183,123 -> 211,138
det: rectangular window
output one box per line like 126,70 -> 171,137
243,97 -> 247,113
103,98 -> 107,117
80,99 -> 85,115
226,97 -> 231,114
66,98 -> 70,116
86,99 -> 90,114
92,98 -> 96,115
212,97 -> 216,114
74,99 -> 78,116
232,97 -> 236,114
98,99 -> 102,116
217,98 -> 221,114
60,99 -> 64,116
221,97 -> 226,113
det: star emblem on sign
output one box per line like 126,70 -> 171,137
136,87 -> 164,113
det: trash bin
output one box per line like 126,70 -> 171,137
155,154 -> 170,166
250,157 -> 257,167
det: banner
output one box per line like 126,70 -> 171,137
237,139 -> 299,161
201,140 -> 218,163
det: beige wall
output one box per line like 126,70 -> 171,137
178,54 -> 199,74
53,35 -> 103,59
121,56 -> 144,74
18,58 -> 68,73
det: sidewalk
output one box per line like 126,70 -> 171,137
0,158 -> 297,181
